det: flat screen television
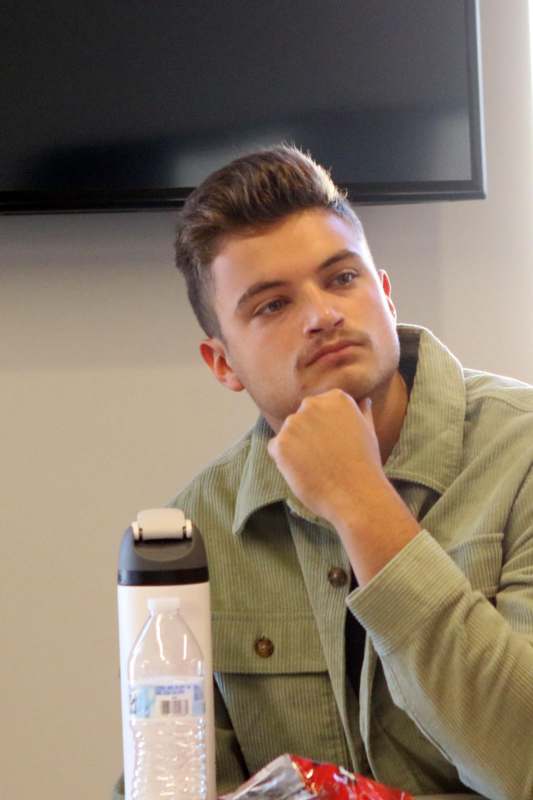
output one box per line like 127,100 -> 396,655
2,0 -> 485,214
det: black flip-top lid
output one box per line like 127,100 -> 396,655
118,525 -> 208,586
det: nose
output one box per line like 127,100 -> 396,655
302,285 -> 344,335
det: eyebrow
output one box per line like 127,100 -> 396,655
234,248 -> 359,314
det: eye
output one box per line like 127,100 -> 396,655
254,298 -> 288,317
332,269 -> 358,287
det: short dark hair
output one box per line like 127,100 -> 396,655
174,143 -> 362,339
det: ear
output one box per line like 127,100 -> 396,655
199,338 -> 245,392
378,269 -> 397,320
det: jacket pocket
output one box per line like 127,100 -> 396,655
212,612 -> 351,774
213,611 -> 327,673
446,532 -> 504,598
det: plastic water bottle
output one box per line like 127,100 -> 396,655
128,596 -> 207,800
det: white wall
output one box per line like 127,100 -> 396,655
1,2 -> 532,799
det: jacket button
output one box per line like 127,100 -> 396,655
328,566 -> 348,587
254,637 -> 274,658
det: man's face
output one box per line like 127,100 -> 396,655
200,208 -> 400,432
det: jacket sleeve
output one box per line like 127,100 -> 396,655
347,472 -> 533,800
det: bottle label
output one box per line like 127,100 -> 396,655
129,678 -> 205,720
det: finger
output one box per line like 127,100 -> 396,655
358,397 -> 374,427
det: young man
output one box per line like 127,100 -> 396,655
121,145 -> 533,799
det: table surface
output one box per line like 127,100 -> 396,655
416,795 -> 485,799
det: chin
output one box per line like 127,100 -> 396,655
333,377 -> 378,403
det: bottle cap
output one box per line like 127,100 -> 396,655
147,597 -> 181,614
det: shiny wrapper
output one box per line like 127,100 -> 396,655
219,754 -> 414,800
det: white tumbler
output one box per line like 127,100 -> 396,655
117,508 -> 215,800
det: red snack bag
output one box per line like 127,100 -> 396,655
293,755 -> 413,800
219,753 -> 414,800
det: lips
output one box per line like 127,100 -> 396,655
305,339 -> 361,366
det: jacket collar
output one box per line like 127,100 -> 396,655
232,416 -> 288,535
385,325 -> 465,495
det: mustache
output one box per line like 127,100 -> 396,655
298,332 -> 369,368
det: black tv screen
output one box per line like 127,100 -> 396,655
2,0 -> 485,214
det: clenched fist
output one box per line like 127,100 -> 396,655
267,388 -> 420,585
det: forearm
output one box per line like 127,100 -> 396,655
331,472 -> 421,586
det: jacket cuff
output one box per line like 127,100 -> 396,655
346,529 -> 470,656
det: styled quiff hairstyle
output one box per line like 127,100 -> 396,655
174,143 -> 362,339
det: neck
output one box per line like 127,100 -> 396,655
371,370 -> 409,464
